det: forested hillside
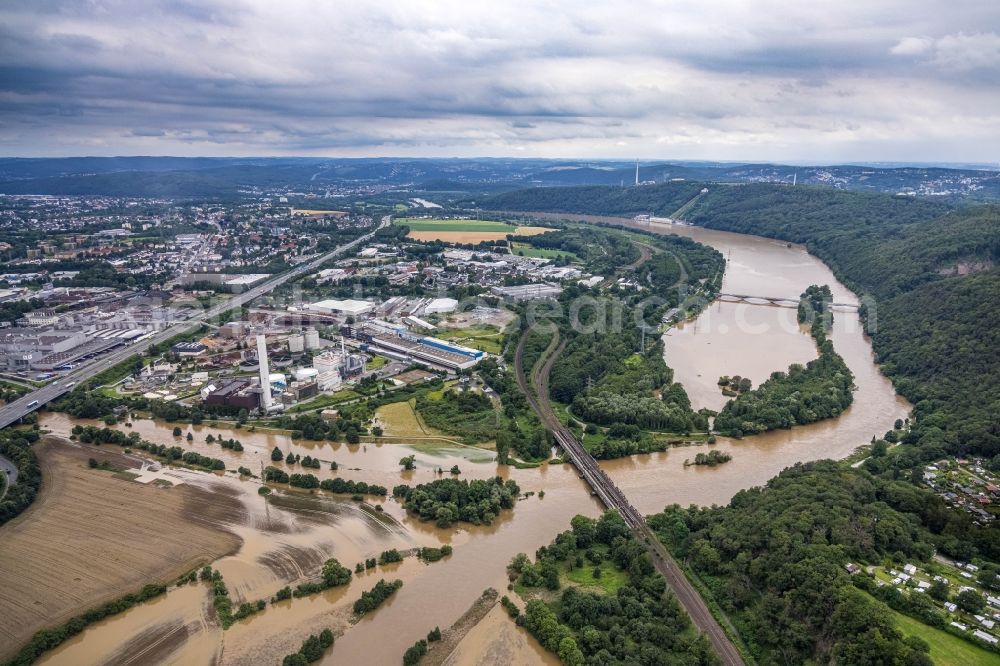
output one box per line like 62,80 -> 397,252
484,183 -> 1000,466
486,182 -> 704,217
649,461 -> 950,664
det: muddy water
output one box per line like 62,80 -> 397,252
600,220 -> 910,513
30,220 -> 909,666
37,412 -> 599,666
665,301 -> 818,411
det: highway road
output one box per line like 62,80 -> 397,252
0,216 -> 389,433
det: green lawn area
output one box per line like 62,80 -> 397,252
393,217 -> 518,232
423,380 -> 457,402
891,610 -> 1000,666
434,326 -> 503,354
366,355 -> 389,371
287,389 -> 359,413
463,337 -> 502,354
563,562 -> 629,595
510,242 -> 580,261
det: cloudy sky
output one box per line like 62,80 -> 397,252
1,0 -> 998,161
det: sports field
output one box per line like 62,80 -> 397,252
394,217 -> 552,243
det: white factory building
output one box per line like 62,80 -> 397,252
424,297 -> 458,314
308,299 -> 376,317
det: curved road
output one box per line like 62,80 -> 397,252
514,328 -> 745,666
0,217 -> 389,433
0,453 -> 16,499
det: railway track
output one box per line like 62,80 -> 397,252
513,328 -> 745,666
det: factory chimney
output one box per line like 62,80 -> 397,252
256,334 -> 273,410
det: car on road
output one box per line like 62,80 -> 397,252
26,400 -> 38,408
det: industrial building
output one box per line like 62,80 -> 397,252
490,283 -> 563,302
308,299 -> 375,317
171,341 -> 208,356
304,328 -> 320,349
219,321 -> 250,338
287,333 -> 305,353
286,380 -> 318,402
346,323 -> 484,371
424,297 -> 458,314
0,327 -> 128,371
202,379 -> 261,410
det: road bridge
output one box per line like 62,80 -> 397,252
514,329 -> 745,666
0,217 -> 389,432
718,292 -> 858,309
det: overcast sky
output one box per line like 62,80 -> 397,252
1,1 -> 998,162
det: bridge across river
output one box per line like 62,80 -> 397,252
514,329 -> 745,666
718,292 -> 859,309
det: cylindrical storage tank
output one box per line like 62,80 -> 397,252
294,367 -> 319,382
304,328 -> 320,350
287,334 -> 305,353
269,373 -> 287,391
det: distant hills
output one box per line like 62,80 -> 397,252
0,157 -> 997,202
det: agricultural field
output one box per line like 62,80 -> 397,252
393,217 -> 552,243
374,400 -> 448,439
0,438 -> 240,660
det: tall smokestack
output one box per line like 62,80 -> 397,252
256,334 -> 272,410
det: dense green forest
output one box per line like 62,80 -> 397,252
508,511 -> 719,666
488,181 -> 705,217
523,226 -> 723,457
545,293 -> 710,456
480,225 -> 723,462
714,285 -> 855,437
392,476 -> 520,527
648,460 -> 1000,664
0,429 -> 41,526
414,388 -> 497,444
513,226 -> 640,273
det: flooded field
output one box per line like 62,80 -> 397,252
9,217 -> 912,665
33,412 -> 600,665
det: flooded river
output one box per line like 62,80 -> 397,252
33,219 -> 908,665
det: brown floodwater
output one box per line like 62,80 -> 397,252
600,219 -> 910,513
31,219 -> 909,665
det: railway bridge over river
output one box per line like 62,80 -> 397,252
718,292 -> 859,310
514,329 -> 745,666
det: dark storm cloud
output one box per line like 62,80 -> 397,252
0,0 -> 997,160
